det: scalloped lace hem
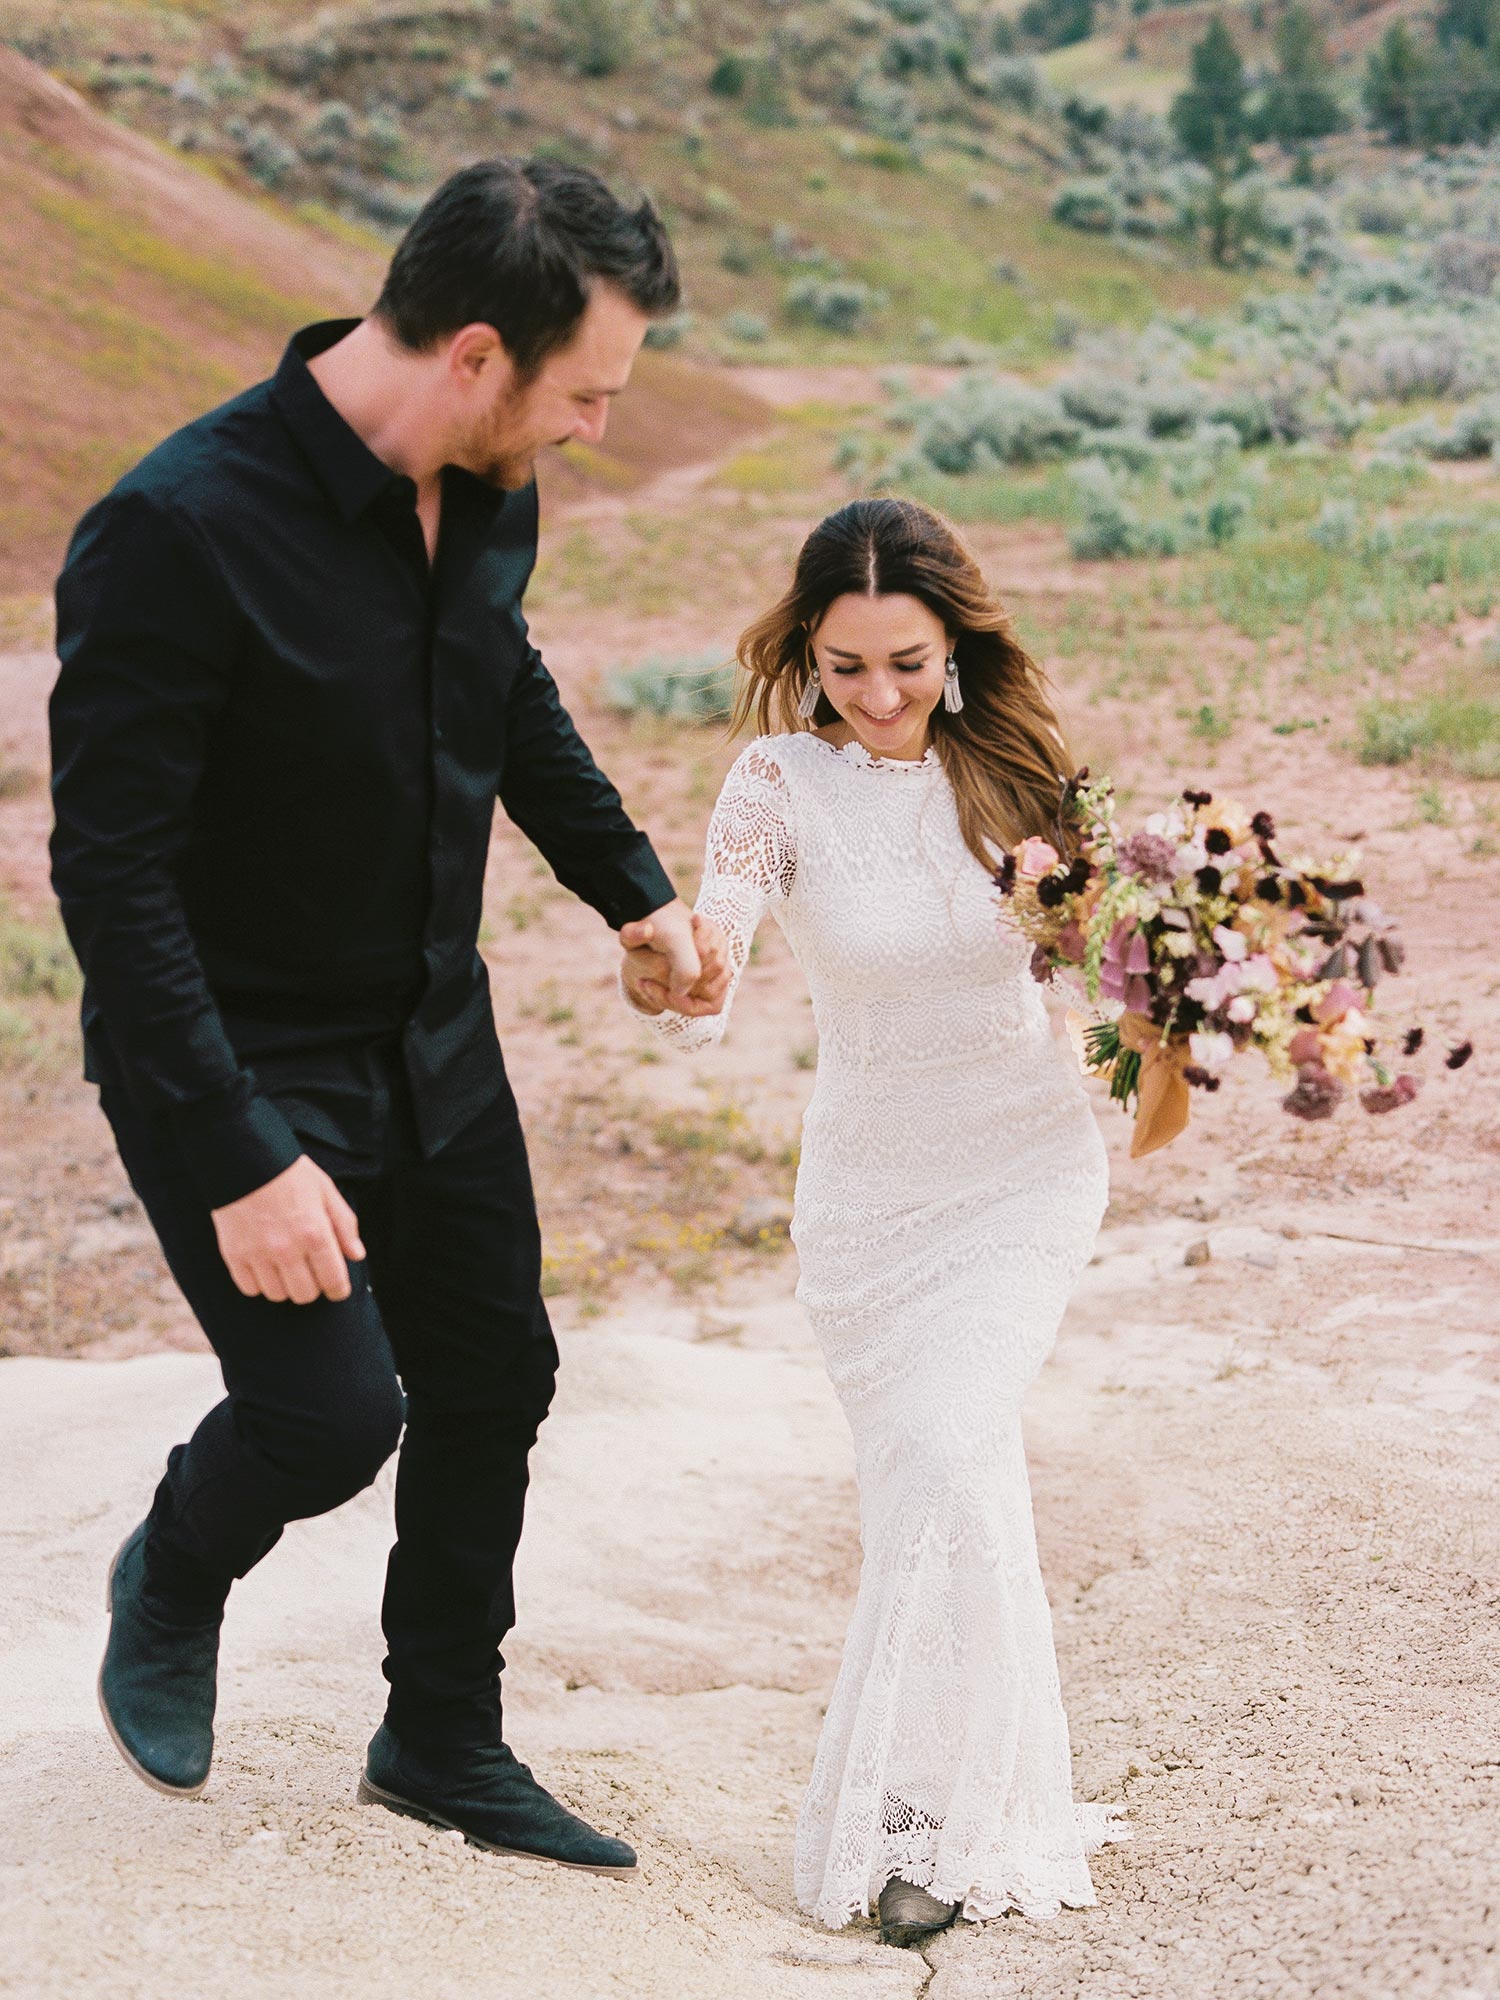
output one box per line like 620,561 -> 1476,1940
802,1801 -> 1133,1932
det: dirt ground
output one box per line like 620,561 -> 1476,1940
1,368 -> 1497,1999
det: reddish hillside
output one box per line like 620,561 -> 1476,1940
0,48 -> 769,593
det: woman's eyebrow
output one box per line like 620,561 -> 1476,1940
824,641 -> 931,660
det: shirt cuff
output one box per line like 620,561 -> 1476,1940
600,838 -> 676,931
169,1086 -> 305,1210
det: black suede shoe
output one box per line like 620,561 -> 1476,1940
97,1522 -> 220,1798
359,1723 -> 638,1877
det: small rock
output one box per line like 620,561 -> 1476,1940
729,1199 -> 792,1247
1184,1239 -> 1211,1267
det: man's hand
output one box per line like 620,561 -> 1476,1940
620,908 -> 730,1019
211,1155 -> 366,1305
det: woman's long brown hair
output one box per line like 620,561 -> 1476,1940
730,496 -> 1074,871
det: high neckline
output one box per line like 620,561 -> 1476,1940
808,734 -> 940,775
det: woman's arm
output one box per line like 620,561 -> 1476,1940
621,742 -> 796,1053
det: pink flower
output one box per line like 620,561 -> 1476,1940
1100,922 -> 1155,1013
1116,831 -> 1178,883
1226,994 -> 1257,1024
1212,923 -> 1248,963
1315,980 -> 1361,1025
1186,961 -> 1244,1010
1015,837 -> 1060,878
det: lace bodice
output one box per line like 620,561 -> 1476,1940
645,731 -> 1047,1069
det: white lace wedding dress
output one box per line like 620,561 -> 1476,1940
634,730 -> 1128,1929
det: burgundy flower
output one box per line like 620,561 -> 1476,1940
995,852 -> 1017,894
1116,831 -> 1177,884
1251,811 -> 1276,840
1282,1063 -> 1345,1121
1030,944 -> 1054,985
1204,827 -> 1232,856
1360,1074 -> 1421,1114
1446,1040 -> 1474,1070
1196,865 -> 1223,895
1183,788 -> 1213,807
1256,875 -> 1283,903
1183,1065 -> 1222,1092
1402,1027 -> 1424,1056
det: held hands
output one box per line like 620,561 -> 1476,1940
211,1155 -> 366,1305
620,901 -> 730,1018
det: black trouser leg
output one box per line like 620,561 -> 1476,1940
98,1083 -> 406,1618
369,1073 -> 559,1750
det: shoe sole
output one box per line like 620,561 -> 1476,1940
880,1920 -> 954,1949
98,1529 -> 208,1801
356,1774 -> 638,1878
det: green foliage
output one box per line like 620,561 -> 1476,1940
1255,6 -> 1341,148
1171,18 -> 1248,166
1364,6 -> 1500,143
604,652 -> 737,724
783,277 -> 886,333
0,906 -> 80,1005
1018,0 -> 1094,51
709,52 -> 747,97
1359,685 -> 1500,777
553,0 -> 635,77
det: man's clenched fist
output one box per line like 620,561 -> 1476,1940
212,1155 -> 366,1305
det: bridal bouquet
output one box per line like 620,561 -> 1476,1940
996,772 -> 1471,1158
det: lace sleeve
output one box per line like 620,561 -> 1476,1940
623,740 -> 797,1053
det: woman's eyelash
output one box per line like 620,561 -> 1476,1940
829,660 -> 928,676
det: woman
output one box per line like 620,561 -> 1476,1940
621,497 -> 1129,1946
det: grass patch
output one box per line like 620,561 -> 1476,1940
32,186 -> 317,335
1359,683 -> 1500,779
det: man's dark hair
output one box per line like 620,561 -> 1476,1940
374,157 -> 680,376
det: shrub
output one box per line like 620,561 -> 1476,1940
709,52 -> 747,96
1052,180 -> 1120,233
783,277 -> 885,332
913,380 -> 1081,471
605,653 -> 737,723
1428,233 -> 1500,296
974,55 -> 1047,112
723,311 -> 770,343
241,124 -> 299,189
554,0 -> 635,78
643,311 -> 693,349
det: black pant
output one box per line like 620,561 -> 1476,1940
99,1046 -> 559,1749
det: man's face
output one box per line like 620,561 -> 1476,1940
466,283 -> 651,491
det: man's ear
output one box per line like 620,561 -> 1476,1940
447,322 -> 508,389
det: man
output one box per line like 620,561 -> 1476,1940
49,157 -> 727,1873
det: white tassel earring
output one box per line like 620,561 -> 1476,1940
797,665 -> 822,721
942,650 -> 963,714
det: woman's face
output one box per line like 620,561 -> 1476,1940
808,591 -> 951,763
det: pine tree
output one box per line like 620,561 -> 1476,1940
1364,21 -> 1425,145
1170,16 -> 1247,166
1258,5 -> 1341,146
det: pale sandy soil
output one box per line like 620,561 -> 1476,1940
1,378 -> 1498,1999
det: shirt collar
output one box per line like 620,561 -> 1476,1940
272,320 -> 413,524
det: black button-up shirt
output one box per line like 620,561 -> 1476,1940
49,319 -> 674,1208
